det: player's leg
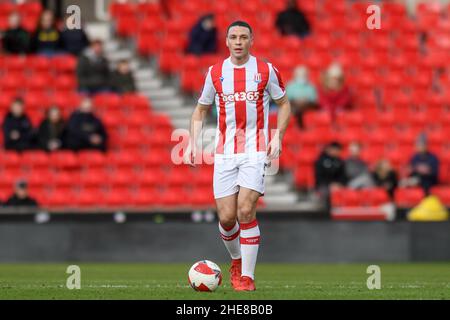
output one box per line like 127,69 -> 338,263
234,154 -> 266,291
215,194 -> 240,260
213,158 -> 241,288
236,187 -> 260,291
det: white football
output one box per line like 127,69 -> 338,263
188,260 -> 222,292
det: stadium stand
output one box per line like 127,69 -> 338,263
1,0 -> 449,218
107,0 -> 450,218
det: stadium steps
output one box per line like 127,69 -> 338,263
102,38 -> 313,211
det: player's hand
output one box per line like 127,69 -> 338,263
183,142 -> 196,167
267,136 -> 281,160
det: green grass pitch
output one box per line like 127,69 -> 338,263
0,263 -> 449,299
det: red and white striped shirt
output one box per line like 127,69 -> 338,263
198,55 -> 285,156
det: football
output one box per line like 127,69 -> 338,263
188,260 -> 222,292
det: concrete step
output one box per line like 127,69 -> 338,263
105,49 -> 133,61
135,68 -> 156,80
150,98 -> 185,110
265,182 -> 291,194
145,87 -> 177,100
263,193 -> 298,204
136,79 -> 163,91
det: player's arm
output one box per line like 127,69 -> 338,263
187,103 -> 210,166
268,94 -> 291,160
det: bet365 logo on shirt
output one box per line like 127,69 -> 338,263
220,91 -> 260,103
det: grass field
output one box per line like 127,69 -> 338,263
0,263 -> 449,299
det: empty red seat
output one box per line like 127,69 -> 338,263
395,188 -> 425,208
52,55 -> 77,73
430,186 -> 450,206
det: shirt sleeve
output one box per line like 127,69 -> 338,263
198,66 -> 216,106
267,63 -> 286,101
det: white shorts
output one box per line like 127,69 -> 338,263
213,152 -> 268,199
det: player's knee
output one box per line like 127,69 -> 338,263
237,202 -> 254,222
219,217 -> 236,229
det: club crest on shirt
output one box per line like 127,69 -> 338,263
254,73 -> 262,83
219,76 -> 224,82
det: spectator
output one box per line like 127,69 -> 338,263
110,59 -> 136,94
65,98 -> 108,152
38,106 -> 66,152
60,13 -> 89,56
186,14 -> 217,55
3,180 -> 38,207
286,66 -> 317,128
345,142 -> 374,189
76,40 -> 111,95
318,63 -> 352,120
314,141 -> 346,200
275,0 -> 311,38
2,98 -> 34,151
2,12 -> 30,54
401,133 -> 439,194
31,10 -> 61,56
372,159 -> 398,199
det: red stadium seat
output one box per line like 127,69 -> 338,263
52,55 -> 77,73
394,188 -> 425,208
430,187 -> 450,206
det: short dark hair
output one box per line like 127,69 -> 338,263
227,20 -> 252,35
12,97 -> 24,105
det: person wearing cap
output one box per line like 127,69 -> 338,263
314,141 -> 347,201
3,180 -> 38,207
286,65 -> 318,128
186,14 -> 217,55
402,133 -> 439,194
318,62 -> 352,120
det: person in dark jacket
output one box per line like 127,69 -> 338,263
186,14 -> 217,55
38,106 -> 66,152
31,9 -> 61,56
2,12 -> 30,54
76,40 -> 111,95
60,24 -> 89,56
4,180 -> 38,207
314,141 -> 346,197
110,59 -> 136,93
372,159 -> 398,199
275,0 -> 311,38
2,98 -> 34,151
401,133 -> 439,194
65,98 -> 107,152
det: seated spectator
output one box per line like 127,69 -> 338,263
2,98 -> 34,151
65,98 -> 107,152
77,40 -> 111,95
186,14 -> 217,55
275,0 -> 311,38
345,142 -> 374,189
372,159 -> 398,199
318,63 -> 352,120
60,13 -> 89,56
31,10 -> 61,56
3,180 -> 38,207
314,141 -> 346,201
286,66 -> 317,128
401,133 -> 439,195
110,59 -> 136,94
2,12 -> 30,54
38,106 -> 66,152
